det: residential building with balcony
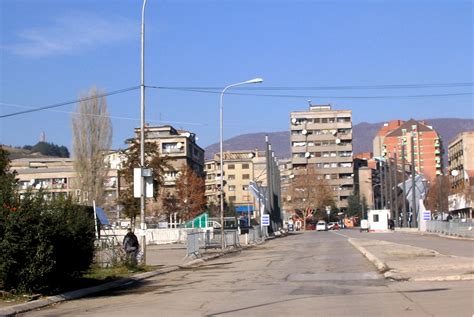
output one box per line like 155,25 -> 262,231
448,131 -> 474,217
205,150 -> 266,218
11,156 -> 120,209
133,125 -> 205,188
289,104 -> 354,209
378,119 -> 442,182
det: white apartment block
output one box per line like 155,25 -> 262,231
290,104 -> 354,209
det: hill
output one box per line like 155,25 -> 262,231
204,118 -> 474,160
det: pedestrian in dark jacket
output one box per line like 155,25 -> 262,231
123,228 -> 139,266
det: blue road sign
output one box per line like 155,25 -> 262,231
422,211 -> 431,221
261,214 -> 270,226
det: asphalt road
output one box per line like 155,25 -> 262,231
22,232 -> 473,317
338,229 -> 474,257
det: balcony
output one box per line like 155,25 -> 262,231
292,157 -> 308,165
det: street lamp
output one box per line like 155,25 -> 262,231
220,78 -> 263,250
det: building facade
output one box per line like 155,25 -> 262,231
378,119 -> 442,182
289,104 -> 353,209
205,150 -> 266,216
448,131 -> 474,216
11,156 -> 120,209
133,125 -> 205,188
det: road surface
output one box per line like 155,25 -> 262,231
22,231 -> 473,317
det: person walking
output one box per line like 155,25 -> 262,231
123,228 -> 139,266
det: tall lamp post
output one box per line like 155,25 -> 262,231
220,78 -> 263,250
139,0 -> 148,263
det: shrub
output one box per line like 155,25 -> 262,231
0,194 -> 95,294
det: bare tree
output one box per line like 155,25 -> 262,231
286,166 -> 334,230
71,87 -> 112,206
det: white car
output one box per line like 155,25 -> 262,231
316,221 -> 327,231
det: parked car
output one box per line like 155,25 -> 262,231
327,222 -> 340,230
316,220 -> 327,231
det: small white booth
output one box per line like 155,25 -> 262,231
367,209 -> 391,231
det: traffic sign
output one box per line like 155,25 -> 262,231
261,214 -> 270,226
422,211 -> 431,221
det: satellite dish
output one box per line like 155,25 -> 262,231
176,142 -> 183,149
183,132 -> 191,138
305,152 -> 311,158
35,184 -> 41,190
302,129 -> 307,135
451,170 -> 459,177
248,153 -> 255,158
29,179 -> 35,185
332,130 -> 337,136
291,118 -> 297,124
335,138 -> 341,144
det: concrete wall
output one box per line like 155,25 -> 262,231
101,228 -> 211,245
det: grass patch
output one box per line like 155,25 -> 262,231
69,264 -> 160,290
0,264 -> 161,305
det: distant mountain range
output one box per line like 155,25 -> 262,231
204,118 -> 474,160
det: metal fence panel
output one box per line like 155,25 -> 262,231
426,220 -> 474,238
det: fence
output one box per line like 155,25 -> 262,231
246,227 -> 265,244
185,229 -> 243,257
425,220 -> 474,238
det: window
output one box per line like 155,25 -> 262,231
228,164 -> 235,170
229,196 -> 236,202
242,174 -> 250,180
373,214 -> 379,222
228,185 -> 236,191
228,174 -> 235,180
242,185 -> 249,191
242,163 -> 249,169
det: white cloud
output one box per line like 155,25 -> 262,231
5,13 -> 137,57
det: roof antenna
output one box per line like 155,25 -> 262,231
307,99 -> 312,107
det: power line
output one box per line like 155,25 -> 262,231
148,86 -> 473,99
150,82 -> 474,91
0,101 -> 207,126
0,86 -> 140,119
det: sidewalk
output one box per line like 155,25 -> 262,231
349,237 -> 474,282
0,242 -> 250,317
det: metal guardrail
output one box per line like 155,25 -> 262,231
426,220 -> 474,238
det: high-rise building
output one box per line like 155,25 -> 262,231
377,119 -> 442,182
289,104 -> 353,209
373,120 -> 404,158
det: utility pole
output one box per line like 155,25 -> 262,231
265,135 -> 272,235
379,161 -> 384,209
401,143 -> 408,228
139,0 -> 148,264
384,161 -> 389,209
411,134 -> 418,228
393,152 -> 399,227
388,157 -> 393,215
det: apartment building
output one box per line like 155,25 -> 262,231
205,150 -> 266,216
378,119 -> 442,182
289,104 -> 353,209
11,156 -> 120,207
373,120 -> 404,158
133,125 -> 205,188
448,131 -> 474,218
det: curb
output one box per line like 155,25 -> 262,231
0,266 -> 180,317
348,238 -> 390,273
348,238 -> 474,283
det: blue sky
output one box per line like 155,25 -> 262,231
1,0 -> 472,152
